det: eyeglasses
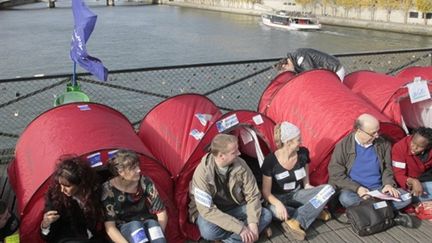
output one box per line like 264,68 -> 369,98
358,128 -> 380,138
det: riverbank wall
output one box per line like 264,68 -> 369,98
163,1 -> 432,36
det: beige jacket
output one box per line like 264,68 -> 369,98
188,153 -> 262,234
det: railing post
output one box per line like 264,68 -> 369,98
106,0 -> 115,6
48,0 -> 55,8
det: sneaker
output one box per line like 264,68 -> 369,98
318,209 -> 332,222
282,219 -> 306,240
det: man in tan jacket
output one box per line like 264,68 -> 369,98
189,134 -> 272,243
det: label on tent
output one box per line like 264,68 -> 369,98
77,104 -> 91,111
87,152 -> 102,167
108,150 -> 119,159
309,185 -> 335,209
392,161 -> 406,169
216,114 -> 239,132
407,79 -> 430,103
195,113 -> 213,126
131,227 -> 148,243
240,129 -> 253,145
373,201 -> 387,210
148,226 -> 164,240
252,115 -> 264,125
190,129 -> 204,140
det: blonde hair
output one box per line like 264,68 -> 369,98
210,134 -> 238,156
108,149 -> 140,176
274,123 -> 283,149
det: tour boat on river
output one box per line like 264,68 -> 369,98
261,10 -> 321,30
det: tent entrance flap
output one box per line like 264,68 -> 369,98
400,98 -> 432,129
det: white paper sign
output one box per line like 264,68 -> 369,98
283,182 -> 296,190
148,226 -> 164,241
240,129 -> 253,145
294,167 -> 306,180
407,79 -> 431,104
275,171 -> 290,180
252,114 -> 264,125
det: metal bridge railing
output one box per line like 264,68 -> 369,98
0,48 -> 431,162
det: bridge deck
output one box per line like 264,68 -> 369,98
2,161 -> 432,242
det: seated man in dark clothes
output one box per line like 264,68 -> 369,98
275,48 -> 345,81
0,200 -> 19,241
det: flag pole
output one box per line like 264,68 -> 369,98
72,61 -> 77,87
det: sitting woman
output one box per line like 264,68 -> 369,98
102,150 -> 168,243
392,127 -> 432,202
40,156 -> 104,243
261,122 -> 334,241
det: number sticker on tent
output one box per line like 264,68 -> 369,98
77,104 -> 91,111
195,113 -> 213,126
190,129 -> 204,140
87,152 -> 102,167
216,114 -> 239,132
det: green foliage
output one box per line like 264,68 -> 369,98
416,0 -> 432,13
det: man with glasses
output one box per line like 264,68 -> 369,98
328,113 -> 413,227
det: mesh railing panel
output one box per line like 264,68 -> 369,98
1,49 -> 431,159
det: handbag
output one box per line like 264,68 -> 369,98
346,198 -> 395,236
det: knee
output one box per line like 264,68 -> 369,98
338,190 -> 360,208
261,208 -> 273,224
121,220 -> 144,232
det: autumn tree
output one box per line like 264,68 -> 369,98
401,0 -> 414,23
376,0 -> 399,21
416,0 -> 432,24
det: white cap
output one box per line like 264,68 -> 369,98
280,121 -> 300,143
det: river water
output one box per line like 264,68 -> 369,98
1,0 -> 432,79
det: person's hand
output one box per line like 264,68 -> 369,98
304,183 -> 314,189
248,223 -> 259,242
41,210 -> 60,229
239,226 -> 255,243
407,178 -> 423,197
357,186 -> 370,198
275,201 -> 289,221
382,184 -> 400,198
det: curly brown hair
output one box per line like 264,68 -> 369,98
46,155 -> 102,224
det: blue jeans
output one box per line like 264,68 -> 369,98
267,184 -> 335,229
120,220 -> 166,243
196,205 -> 272,243
413,181 -> 432,203
339,188 -> 412,210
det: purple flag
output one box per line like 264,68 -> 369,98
70,0 -> 108,81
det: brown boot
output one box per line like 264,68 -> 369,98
262,226 -> 272,238
282,219 -> 306,240
318,209 -> 332,222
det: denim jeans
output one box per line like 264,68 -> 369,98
267,184 -> 335,229
196,205 -> 272,243
119,219 -> 166,243
412,181 -> 432,203
339,188 -> 412,210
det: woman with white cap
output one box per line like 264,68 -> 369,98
261,121 -> 335,240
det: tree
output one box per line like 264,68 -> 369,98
377,0 -> 399,22
296,0 -> 314,12
336,0 -> 357,17
416,0 -> 432,24
401,0 -> 414,24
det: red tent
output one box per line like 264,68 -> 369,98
258,71 -> 295,113
174,110 -> 276,240
259,70 -> 406,185
138,94 -> 276,240
345,70 -> 432,129
8,103 -> 182,243
397,66 -> 432,81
